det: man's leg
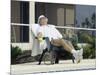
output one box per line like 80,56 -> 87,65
51,39 -> 74,53
51,39 -> 83,63
66,40 -> 75,49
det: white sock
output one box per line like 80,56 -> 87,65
71,49 -> 77,54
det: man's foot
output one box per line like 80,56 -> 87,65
78,48 -> 83,61
73,49 -> 83,64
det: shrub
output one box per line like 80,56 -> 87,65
69,34 -> 80,50
11,45 -> 22,64
83,37 -> 96,59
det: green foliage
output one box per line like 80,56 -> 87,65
83,36 -> 96,59
11,45 -> 22,64
72,31 -> 96,59
83,44 -> 95,58
11,46 -> 22,58
74,13 -> 96,58
78,12 -> 96,43
70,34 -> 80,50
79,32 -> 94,43
83,45 -> 91,58
81,13 -> 96,28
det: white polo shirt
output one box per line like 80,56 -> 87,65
37,25 -> 63,41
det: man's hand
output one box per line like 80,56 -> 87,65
37,32 -> 44,42
37,32 -> 43,38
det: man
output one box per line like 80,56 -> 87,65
37,15 -> 83,63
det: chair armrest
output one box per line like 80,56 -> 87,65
35,37 -> 48,40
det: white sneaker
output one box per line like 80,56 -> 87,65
73,51 -> 80,63
78,48 -> 83,61
73,49 -> 83,64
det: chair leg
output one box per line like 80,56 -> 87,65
55,51 -> 59,64
72,55 -> 75,63
50,50 -> 56,64
55,57 -> 59,64
38,49 -> 47,65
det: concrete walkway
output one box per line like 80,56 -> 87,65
11,59 -> 96,75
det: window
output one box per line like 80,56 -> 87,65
11,1 -> 29,43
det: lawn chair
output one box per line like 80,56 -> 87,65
31,24 -> 56,65
31,24 -> 75,65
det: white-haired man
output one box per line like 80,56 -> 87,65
37,15 -> 83,63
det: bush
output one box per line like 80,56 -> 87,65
69,34 -> 80,50
83,36 -> 96,59
83,44 -> 95,59
11,46 -> 22,64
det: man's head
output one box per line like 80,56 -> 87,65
38,15 -> 48,26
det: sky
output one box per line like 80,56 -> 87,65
75,5 -> 96,27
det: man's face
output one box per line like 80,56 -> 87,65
39,17 -> 48,26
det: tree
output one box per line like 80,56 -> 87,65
78,12 -> 96,43
77,13 -> 96,59
91,13 -> 96,28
